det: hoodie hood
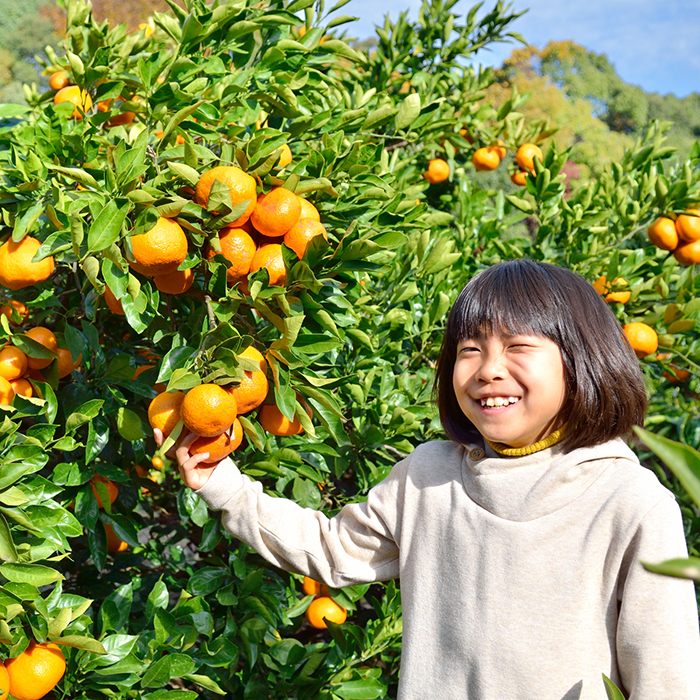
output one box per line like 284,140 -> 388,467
460,437 -> 639,521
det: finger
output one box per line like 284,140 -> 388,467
153,428 -> 163,447
181,452 -> 211,472
175,432 -> 198,463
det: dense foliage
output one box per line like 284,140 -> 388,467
0,0 -> 697,698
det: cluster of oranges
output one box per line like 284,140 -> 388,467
423,142 -> 543,188
301,577 -> 347,630
50,70 -> 136,127
0,641 -> 66,700
197,166 -> 327,289
100,165 -> 327,310
648,210 -> 700,266
0,309 -> 80,405
592,278 -> 689,382
148,345 -> 309,463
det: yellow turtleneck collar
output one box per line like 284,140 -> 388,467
485,425 -> 566,457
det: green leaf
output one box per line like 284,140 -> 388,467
88,201 -> 130,253
0,563 -> 63,586
642,557 -> 700,582
0,513 -> 18,562
159,101 -> 204,148
46,164 -> 100,189
506,195 -> 534,213
182,674 -> 226,695
117,408 -> 145,442
395,93 -> 421,130
167,162 -> 200,187
633,427 -> 700,507
332,678 -> 386,699
52,634 -> 107,654
602,674 -> 626,700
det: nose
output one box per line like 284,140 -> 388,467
475,350 -> 507,382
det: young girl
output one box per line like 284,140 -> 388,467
163,259 -> 700,699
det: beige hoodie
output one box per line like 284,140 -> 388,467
196,438 -> 700,699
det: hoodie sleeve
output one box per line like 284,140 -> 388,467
616,494 -> 700,699
195,457 -> 403,588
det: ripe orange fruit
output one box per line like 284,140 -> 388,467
129,217 -> 188,277
647,217 -> 679,251
515,143 -> 543,173
623,322 -> 658,358
250,244 -> 286,286
424,158 -> 449,184
673,239 -> 700,266
675,209 -> 700,242
0,377 -> 12,405
190,417 -> 243,463
306,596 -> 347,629
10,377 -> 32,398
148,390 -> 185,438
472,146 -> 501,171
25,327 -> 58,370
90,475 -> 118,507
259,400 -> 311,436
0,236 -> 55,290
180,384 -> 238,437
6,641 -> 66,700
0,345 -> 27,380
206,226 -> 256,284
155,129 -> 186,145
231,346 -> 268,414
151,455 -> 164,470
98,100 -> 136,128
53,85 -> 92,119
302,577 -> 330,597
104,522 -> 128,553
251,188 -> 301,238
0,661 -> 9,700
104,286 -> 125,315
196,166 -> 257,227
277,144 -> 293,168
1,299 -> 29,324
297,197 -> 320,222
657,353 -> 691,383
56,347 -> 80,378
284,219 -> 328,259
49,71 -> 71,91
153,267 -> 194,295
494,139 -> 507,160
592,276 -> 631,304
511,171 -> 528,186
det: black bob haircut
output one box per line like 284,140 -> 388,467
434,259 -> 647,452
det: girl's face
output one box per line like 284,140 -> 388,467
452,333 -> 567,448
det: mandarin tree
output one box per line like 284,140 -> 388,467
0,0 -> 698,698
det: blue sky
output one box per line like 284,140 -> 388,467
340,0 -> 700,98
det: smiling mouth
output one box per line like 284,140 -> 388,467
479,396 -> 520,408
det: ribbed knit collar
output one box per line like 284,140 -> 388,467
460,437 -> 638,521
485,424 -> 566,457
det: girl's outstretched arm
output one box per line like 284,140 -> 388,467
165,431 -> 403,588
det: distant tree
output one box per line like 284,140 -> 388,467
488,44 -> 633,177
495,40 -> 700,167
0,0 -> 62,103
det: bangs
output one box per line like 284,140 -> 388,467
451,261 -> 564,343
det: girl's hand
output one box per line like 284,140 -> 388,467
153,429 -> 220,491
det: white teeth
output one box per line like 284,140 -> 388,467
480,396 -> 519,408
